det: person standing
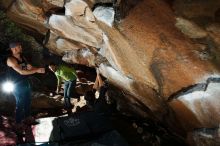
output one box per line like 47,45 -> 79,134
48,63 -> 78,110
6,42 -> 45,126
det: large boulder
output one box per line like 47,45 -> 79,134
3,0 -> 220,141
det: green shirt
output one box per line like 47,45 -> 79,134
55,65 -> 77,86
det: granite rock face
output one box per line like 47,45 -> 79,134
187,127 -> 220,146
3,0 -> 220,143
6,0 -> 48,34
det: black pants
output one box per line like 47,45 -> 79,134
64,80 -> 76,108
13,80 -> 31,123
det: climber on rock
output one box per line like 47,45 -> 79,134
48,63 -> 78,110
6,42 -> 45,129
84,70 -> 115,114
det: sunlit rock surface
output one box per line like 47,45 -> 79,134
93,6 -> 115,27
3,0 -> 220,144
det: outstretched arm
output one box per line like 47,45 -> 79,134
7,57 -> 45,75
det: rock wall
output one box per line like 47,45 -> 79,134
187,127 -> 220,146
2,0 -> 220,143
